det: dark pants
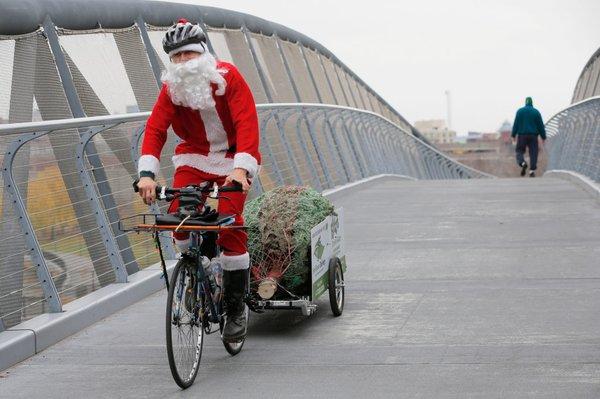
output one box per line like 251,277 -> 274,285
515,135 -> 539,171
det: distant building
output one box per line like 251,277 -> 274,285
482,132 -> 500,141
499,120 -> 512,144
467,131 -> 500,143
467,131 -> 483,143
414,119 -> 456,144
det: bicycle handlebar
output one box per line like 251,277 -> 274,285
132,178 -> 243,201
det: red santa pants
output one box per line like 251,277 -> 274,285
168,166 -> 248,263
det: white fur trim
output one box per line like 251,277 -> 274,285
199,107 -> 229,152
173,237 -> 191,253
233,152 -> 259,178
138,155 -> 160,176
172,152 -> 234,176
220,252 -> 249,271
168,42 -> 206,57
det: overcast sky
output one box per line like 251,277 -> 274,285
168,0 -> 599,135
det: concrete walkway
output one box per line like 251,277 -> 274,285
1,177 -> 599,398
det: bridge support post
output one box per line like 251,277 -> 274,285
298,111 -> 334,188
135,16 -> 163,86
2,133 -> 63,314
242,26 -> 303,186
402,137 -> 421,178
361,115 -> 389,174
389,132 -> 412,176
275,37 -> 327,189
341,115 -> 370,178
291,110 -> 324,191
319,112 -> 351,184
326,111 -> 366,181
76,126 -> 129,283
343,112 -> 379,176
258,113 -> 286,187
43,17 -> 138,275
373,120 -> 401,174
316,54 -> 376,178
348,112 -> 377,177
0,36 -> 36,328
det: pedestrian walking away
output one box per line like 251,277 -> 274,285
511,97 -> 546,177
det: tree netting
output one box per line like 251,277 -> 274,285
244,186 -> 334,297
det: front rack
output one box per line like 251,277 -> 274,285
119,213 -> 246,233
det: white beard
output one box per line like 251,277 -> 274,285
161,52 -> 227,110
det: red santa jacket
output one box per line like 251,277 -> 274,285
138,61 -> 261,179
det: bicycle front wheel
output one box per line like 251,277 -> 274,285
166,259 -> 203,389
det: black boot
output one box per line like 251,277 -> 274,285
222,269 -> 248,342
520,161 -> 528,177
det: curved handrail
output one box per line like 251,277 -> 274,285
256,103 -> 493,179
544,96 -> 600,181
0,112 -> 150,136
0,103 -> 492,179
544,95 -> 600,138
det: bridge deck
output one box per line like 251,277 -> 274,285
1,177 -> 599,398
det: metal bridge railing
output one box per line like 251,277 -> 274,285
0,104 -> 487,330
545,96 -> 600,182
0,113 -> 149,330
255,104 -> 491,189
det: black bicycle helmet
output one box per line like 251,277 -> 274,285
162,18 -> 207,56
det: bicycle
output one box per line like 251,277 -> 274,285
120,180 -> 247,389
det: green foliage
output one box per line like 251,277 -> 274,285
244,186 -> 334,294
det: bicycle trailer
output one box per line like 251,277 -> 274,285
247,208 -> 346,317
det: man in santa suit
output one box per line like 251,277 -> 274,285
136,19 -> 261,342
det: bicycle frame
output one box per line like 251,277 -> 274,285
167,231 -> 223,327
119,181 -> 248,387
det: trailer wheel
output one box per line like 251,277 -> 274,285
328,257 -> 344,316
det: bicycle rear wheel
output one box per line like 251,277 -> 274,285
166,259 -> 203,389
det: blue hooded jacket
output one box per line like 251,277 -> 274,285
511,98 -> 546,139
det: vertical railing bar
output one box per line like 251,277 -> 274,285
341,111 -> 369,178
351,113 -> 380,175
135,16 -> 162,86
293,110 -> 322,190
316,111 -> 348,184
318,52 -> 373,177
44,17 -> 139,274
2,131 -> 62,313
243,26 -> 302,186
274,37 -> 324,189
258,112 -> 286,186
328,113 -> 363,180
357,114 -> 382,174
301,110 -> 335,188
77,125 -> 128,283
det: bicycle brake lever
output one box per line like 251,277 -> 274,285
209,182 -> 219,199
157,186 -> 167,200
